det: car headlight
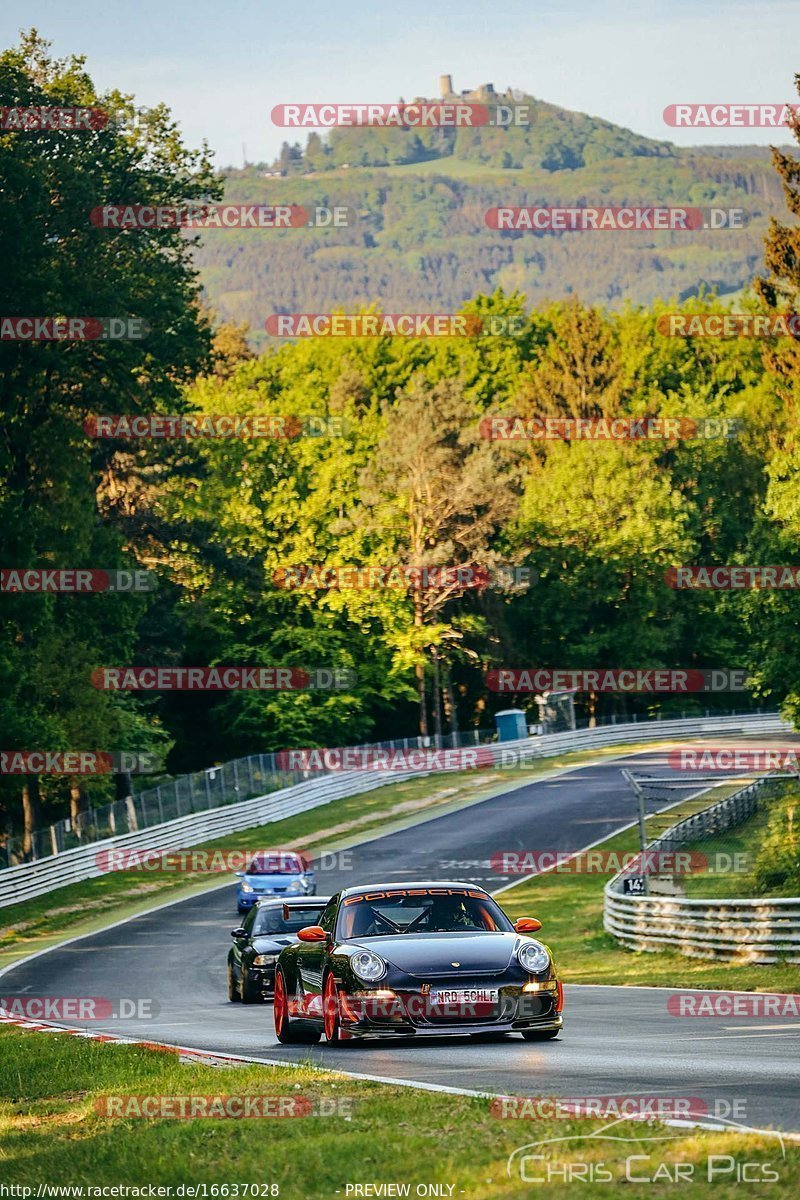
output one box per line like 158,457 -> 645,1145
240,882 -> 254,893
285,880 -> 304,894
253,954 -> 278,966
517,939 -> 550,974
351,949 -> 387,983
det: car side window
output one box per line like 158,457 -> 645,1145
242,907 -> 257,935
319,895 -> 339,936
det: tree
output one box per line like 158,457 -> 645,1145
516,298 -> 624,420
358,377 -> 519,736
0,31 -> 218,849
742,77 -> 800,720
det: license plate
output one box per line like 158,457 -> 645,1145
429,988 -> 498,1006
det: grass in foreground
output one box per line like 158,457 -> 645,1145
500,812 -> 800,992
0,740 -> 658,969
0,1025 -> 795,1198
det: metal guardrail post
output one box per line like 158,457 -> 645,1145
604,772 -> 800,961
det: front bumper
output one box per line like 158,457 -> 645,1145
337,981 -> 562,1038
247,965 -> 277,994
238,887 -> 313,909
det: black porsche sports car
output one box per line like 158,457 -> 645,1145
272,881 -> 563,1043
228,896 -> 329,1002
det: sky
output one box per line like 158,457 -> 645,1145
3,0 -> 799,168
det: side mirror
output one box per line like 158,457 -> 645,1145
234,871 -> 244,878
515,917 -> 542,933
297,924 -> 327,942
231,928 -> 247,939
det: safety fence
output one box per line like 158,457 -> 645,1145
604,775 -> 800,964
5,729 -> 495,865
1,711 -> 789,909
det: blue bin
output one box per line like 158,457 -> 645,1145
494,708 -> 528,742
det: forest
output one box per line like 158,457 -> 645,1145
2,34 -> 800,852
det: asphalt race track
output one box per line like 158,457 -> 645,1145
4,742 -> 800,1134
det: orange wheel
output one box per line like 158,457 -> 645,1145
323,972 -> 353,1045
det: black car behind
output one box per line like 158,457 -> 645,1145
228,896 -> 329,1002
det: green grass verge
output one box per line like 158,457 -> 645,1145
499,804 -> 800,992
0,740 -> 660,970
681,806 -> 768,900
0,1025 -> 796,1197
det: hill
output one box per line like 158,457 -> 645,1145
192,83 -> 790,347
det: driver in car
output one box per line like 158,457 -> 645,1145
427,895 -> 482,931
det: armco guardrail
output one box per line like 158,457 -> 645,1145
0,712 -> 789,910
7,728 -> 493,864
604,776 -> 800,964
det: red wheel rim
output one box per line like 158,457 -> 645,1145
323,973 -> 338,1041
274,971 -> 287,1037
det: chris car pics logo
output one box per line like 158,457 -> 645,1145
506,1118 -> 785,1185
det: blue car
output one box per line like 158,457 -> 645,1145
235,850 -> 316,912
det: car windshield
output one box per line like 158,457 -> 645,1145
246,853 -> 303,875
338,889 -> 514,939
253,906 -> 324,935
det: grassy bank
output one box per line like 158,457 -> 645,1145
499,810 -> 800,992
682,786 -> 800,901
681,807 -> 767,900
0,1025 -> 795,1198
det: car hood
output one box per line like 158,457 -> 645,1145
251,935 -> 298,952
349,932 -> 521,977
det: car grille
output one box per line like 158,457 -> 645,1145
422,1001 -> 504,1025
